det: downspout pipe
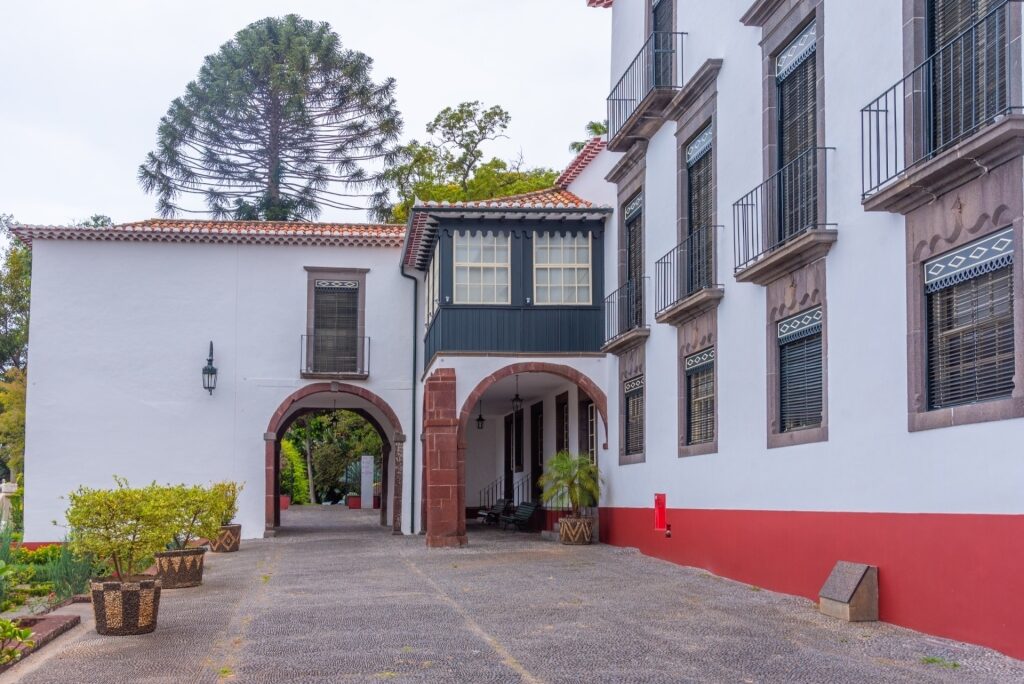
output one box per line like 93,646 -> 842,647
400,263 -> 418,535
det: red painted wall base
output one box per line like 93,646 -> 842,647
599,507 -> 1024,660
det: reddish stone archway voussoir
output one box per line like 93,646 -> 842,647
263,382 -> 405,534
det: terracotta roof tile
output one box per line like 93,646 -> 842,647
556,137 -> 607,189
12,218 -> 406,248
587,0 -> 613,7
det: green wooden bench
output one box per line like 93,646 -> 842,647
476,499 -> 509,526
500,501 -> 540,531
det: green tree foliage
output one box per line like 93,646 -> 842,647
138,14 -> 402,221
279,439 -> 310,505
0,214 -> 31,372
79,214 -> 113,228
0,369 -> 26,477
384,102 -> 557,223
569,120 -> 608,153
286,411 -> 382,502
538,451 -> 601,518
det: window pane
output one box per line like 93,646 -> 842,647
536,287 -> 549,304
536,246 -> 548,264
549,244 -> 562,264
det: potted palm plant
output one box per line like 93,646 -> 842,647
538,451 -> 601,545
209,481 -> 242,553
65,478 -> 168,635
153,484 -> 221,589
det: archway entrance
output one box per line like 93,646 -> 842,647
421,362 -> 607,548
265,382 -> 405,535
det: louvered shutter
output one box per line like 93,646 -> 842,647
687,138 -> 714,292
651,0 -> 673,87
625,198 -> 644,329
314,282 -> 359,373
684,349 -> 715,445
778,308 -> 823,432
930,0 -> 1007,152
624,375 -> 645,456
777,24 -> 818,241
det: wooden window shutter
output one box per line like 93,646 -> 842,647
313,281 -> 359,373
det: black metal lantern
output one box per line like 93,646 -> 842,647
476,399 -> 485,430
511,375 -> 523,413
202,341 -> 218,395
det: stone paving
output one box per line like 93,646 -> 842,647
5,506 -> 1023,683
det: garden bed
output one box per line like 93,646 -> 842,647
0,613 -> 81,674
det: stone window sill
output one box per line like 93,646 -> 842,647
735,229 -> 837,286
601,327 -> 650,356
656,287 -> 724,326
909,395 -> 1024,432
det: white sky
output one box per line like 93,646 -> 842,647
0,0 -> 610,225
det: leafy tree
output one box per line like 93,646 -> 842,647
138,14 -> 403,221
0,369 -> 25,478
569,120 -> 608,153
384,102 -> 556,223
0,215 -> 30,371
79,214 -> 113,228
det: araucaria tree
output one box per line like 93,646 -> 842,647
138,14 -> 403,221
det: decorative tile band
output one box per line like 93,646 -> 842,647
685,348 -> 715,371
686,126 -> 713,167
778,306 -> 822,344
777,22 -> 817,81
624,194 -> 643,222
315,279 -> 359,289
924,227 -> 1014,293
624,375 -> 644,393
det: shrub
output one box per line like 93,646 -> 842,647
44,542 -> 97,599
155,484 -> 222,550
280,440 -> 310,505
210,481 -> 243,527
0,618 -> 33,666
65,478 -> 169,581
537,451 -> 601,518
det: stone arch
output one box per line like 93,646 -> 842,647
264,382 -> 405,534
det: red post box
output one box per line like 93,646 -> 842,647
654,493 -> 666,531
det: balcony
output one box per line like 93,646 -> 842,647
602,278 -> 649,355
732,147 -> 836,285
654,225 -> 724,325
861,0 -> 1024,213
300,333 -> 370,379
607,32 -> 685,152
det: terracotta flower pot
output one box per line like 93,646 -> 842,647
209,524 -> 241,553
154,547 -> 206,589
558,516 -> 594,545
90,577 -> 161,636
279,494 -> 290,510
347,495 -> 361,509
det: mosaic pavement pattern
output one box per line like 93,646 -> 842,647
8,506 -> 1024,683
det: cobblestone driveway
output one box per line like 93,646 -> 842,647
7,506 -> 1023,683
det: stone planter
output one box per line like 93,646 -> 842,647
90,577 -> 161,636
154,547 -> 206,589
209,524 -> 241,553
558,516 -> 594,545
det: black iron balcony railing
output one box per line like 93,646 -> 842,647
655,225 -> 720,315
607,32 -> 685,142
861,1 -> 1019,197
301,333 -> 370,376
733,147 -> 833,274
603,277 -> 647,344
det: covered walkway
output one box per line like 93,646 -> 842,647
7,507 -> 1022,683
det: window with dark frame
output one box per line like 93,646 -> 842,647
684,348 -> 715,445
312,279 -> 359,373
686,127 -> 714,293
925,227 -> 1015,409
624,375 -> 645,456
624,194 -> 645,331
776,22 -> 818,242
778,307 -> 823,432
651,0 -> 674,87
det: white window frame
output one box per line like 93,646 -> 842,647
533,233 -> 593,306
425,241 -> 441,325
452,231 -> 511,305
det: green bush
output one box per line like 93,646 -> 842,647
538,451 -> 601,517
210,481 -> 243,526
280,440 -> 310,505
0,618 -> 33,666
65,478 -> 170,581
155,484 -> 222,549
43,543 -> 95,599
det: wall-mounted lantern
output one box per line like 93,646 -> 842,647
511,375 -> 523,413
202,341 -> 218,395
476,399 -> 485,430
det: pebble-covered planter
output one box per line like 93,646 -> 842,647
210,523 -> 241,553
154,547 -> 206,589
558,517 -> 595,545
90,577 -> 162,636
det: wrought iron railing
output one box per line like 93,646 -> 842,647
300,334 -> 369,376
479,476 -> 504,509
607,32 -> 686,142
655,225 -> 720,314
478,474 -> 533,508
861,1 -> 1019,197
603,278 -> 648,344
732,147 -> 833,274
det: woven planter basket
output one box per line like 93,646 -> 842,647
154,547 -> 206,589
90,577 -> 162,636
209,524 -> 241,553
558,516 -> 594,545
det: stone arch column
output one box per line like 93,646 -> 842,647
422,368 -> 466,547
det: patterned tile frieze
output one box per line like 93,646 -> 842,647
777,306 -> 823,343
624,194 -> 643,221
776,22 -> 817,81
686,126 -> 713,167
315,279 -> 359,290
924,227 -> 1014,293
684,347 -> 715,372
624,375 -> 644,393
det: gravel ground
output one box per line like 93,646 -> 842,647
6,506 -> 1023,683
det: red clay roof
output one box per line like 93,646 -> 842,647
12,218 -> 406,248
587,0 -> 613,7
556,137 -> 607,189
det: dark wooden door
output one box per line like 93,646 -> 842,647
530,402 -> 544,502
503,414 -> 514,500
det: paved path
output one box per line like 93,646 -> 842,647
6,506 -> 1023,683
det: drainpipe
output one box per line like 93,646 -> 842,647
400,264 -> 419,535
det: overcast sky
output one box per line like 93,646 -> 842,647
0,1 -> 610,225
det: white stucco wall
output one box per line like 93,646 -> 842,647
593,0 -> 1024,516
24,239 -> 415,541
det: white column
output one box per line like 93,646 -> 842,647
361,454 -> 374,509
